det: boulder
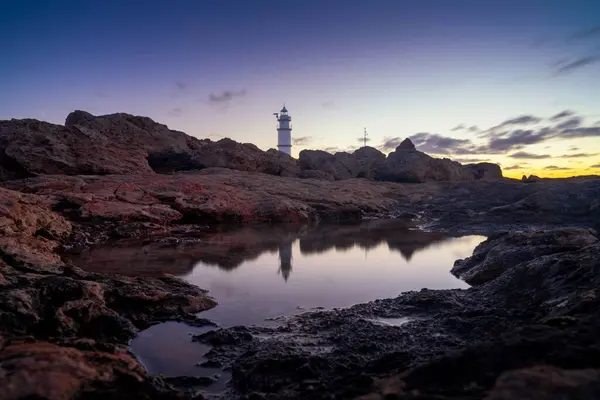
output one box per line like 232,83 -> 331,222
375,139 -> 472,183
298,150 -> 359,180
464,162 -> 503,180
353,146 -> 386,179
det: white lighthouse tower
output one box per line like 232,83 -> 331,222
274,105 -> 292,156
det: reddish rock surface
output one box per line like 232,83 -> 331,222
0,185 -> 215,399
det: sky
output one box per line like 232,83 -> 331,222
1,0 -> 599,179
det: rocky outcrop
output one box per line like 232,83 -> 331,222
464,162 -> 503,180
298,149 -> 359,180
452,228 -> 598,285
1,112 -> 504,183
0,111 -> 300,180
375,139 -> 475,183
354,146 -> 386,179
0,185 -> 216,399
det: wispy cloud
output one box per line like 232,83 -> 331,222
561,153 -> 598,158
409,132 -> 476,155
453,158 -> 490,164
498,115 -> 542,127
554,56 -> 600,76
562,127 -> 600,138
550,110 -> 575,121
509,151 -> 551,159
568,26 -> 600,41
556,117 -> 582,130
167,107 -> 183,117
209,89 -> 247,103
293,136 -> 312,146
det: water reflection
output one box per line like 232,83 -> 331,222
67,219 -> 452,282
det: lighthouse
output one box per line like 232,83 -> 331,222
273,105 -> 292,155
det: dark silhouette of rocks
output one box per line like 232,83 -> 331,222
1,111 -> 501,183
397,138 -> 416,150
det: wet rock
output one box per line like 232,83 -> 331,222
452,228 -> 598,285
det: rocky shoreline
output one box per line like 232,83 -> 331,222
1,111 -> 600,399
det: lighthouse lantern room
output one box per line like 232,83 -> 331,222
273,105 -> 292,156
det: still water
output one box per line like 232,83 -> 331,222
70,219 -> 485,381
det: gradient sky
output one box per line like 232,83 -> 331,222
1,0 -> 600,178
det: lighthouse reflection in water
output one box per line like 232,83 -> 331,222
179,222 -> 481,327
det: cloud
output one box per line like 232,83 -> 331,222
544,165 -> 572,170
556,117 -> 582,130
293,136 -> 312,146
167,107 -> 183,117
409,132 -> 476,155
504,164 -> 526,170
550,110 -> 575,121
451,124 -> 466,131
380,137 -> 404,152
453,158 -> 490,164
498,115 -> 542,127
509,151 -> 551,159
554,56 -> 600,75
175,82 -> 187,90
562,127 -> 600,138
568,26 -> 600,41
487,129 -> 553,152
561,153 -> 598,158
208,89 -> 247,103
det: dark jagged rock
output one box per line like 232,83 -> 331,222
397,138 -> 416,151
375,144 -> 473,183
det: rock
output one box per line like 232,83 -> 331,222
353,147 -> 386,179
0,184 -> 216,399
464,162 -> 503,180
298,150 -> 359,180
299,169 -> 335,181
451,228 -> 599,285
375,145 -> 473,183
486,365 -> 600,400
3,170 -> 401,231
1,111 -> 301,180
523,174 -> 542,183
397,138 -> 416,150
